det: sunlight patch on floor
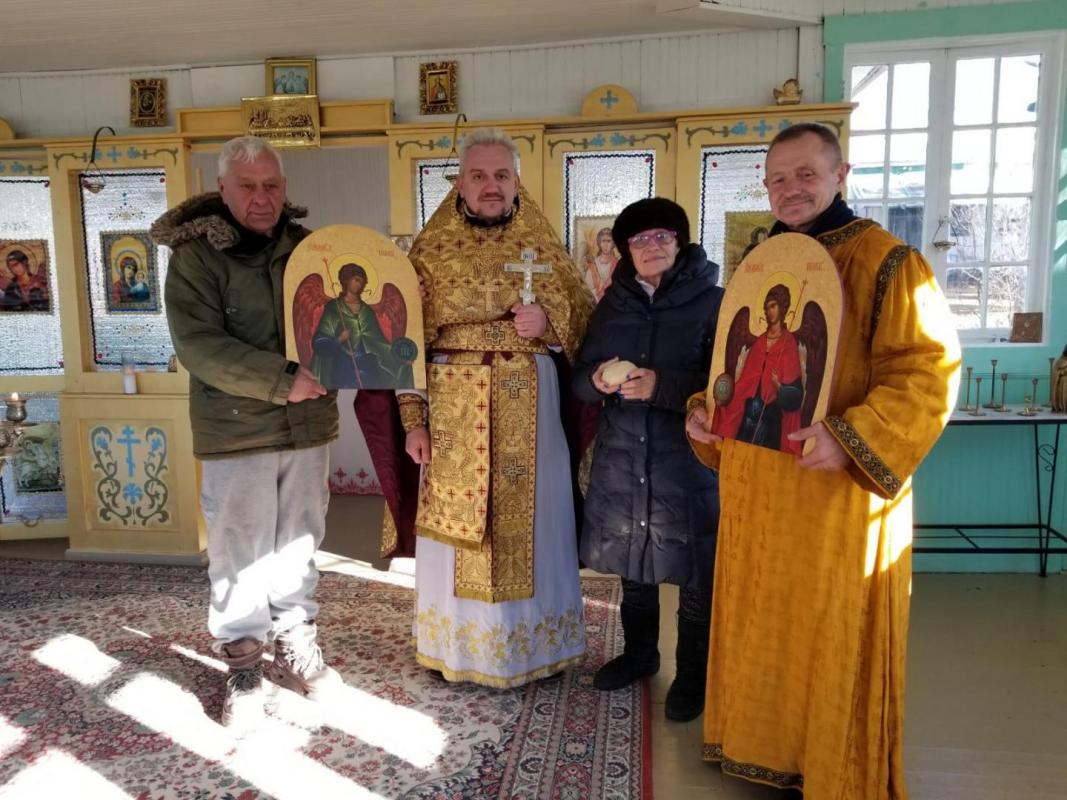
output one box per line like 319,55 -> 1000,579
0,714 -> 26,762
227,739 -> 391,799
316,550 -> 416,588
106,672 -> 393,800
0,749 -> 133,799
108,672 -> 243,759
272,683 -> 446,769
32,634 -> 120,686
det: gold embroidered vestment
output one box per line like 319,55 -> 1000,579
409,188 -> 591,602
688,220 -> 961,799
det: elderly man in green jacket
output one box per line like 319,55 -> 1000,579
153,136 -> 340,733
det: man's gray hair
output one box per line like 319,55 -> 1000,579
218,136 -> 285,178
458,127 -> 520,173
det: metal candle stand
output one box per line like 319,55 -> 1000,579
959,366 -> 976,412
983,359 -> 999,409
1,394 -> 35,473
970,376 -> 986,416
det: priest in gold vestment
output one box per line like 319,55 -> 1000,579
687,124 -> 960,799
396,128 -> 593,688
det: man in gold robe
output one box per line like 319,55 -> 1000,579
395,128 -> 593,687
687,123 -> 960,799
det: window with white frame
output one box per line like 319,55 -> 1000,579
845,36 -> 1063,338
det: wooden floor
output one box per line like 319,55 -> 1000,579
648,575 -> 1067,799
3,494 -> 1066,799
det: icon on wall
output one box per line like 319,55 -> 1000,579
242,95 -> 321,149
100,231 -> 160,313
0,240 -> 51,314
572,215 -> 620,302
12,421 -> 64,494
723,211 -> 777,287
419,61 -> 458,115
130,79 -> 167,127
265,58 -> 317,96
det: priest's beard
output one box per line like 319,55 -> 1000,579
460,198 -> 515,228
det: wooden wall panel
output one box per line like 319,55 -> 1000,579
188,64 -> 263,109
4,69 -> 192,139
0,27 -> 831,139
189,144 -> 390,233
316,57 -> 395,103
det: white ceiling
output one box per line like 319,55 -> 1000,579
0,0 -> 818,73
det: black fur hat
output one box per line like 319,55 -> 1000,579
612,197 -> 691,255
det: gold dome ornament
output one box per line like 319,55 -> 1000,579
773,79 -> 803,106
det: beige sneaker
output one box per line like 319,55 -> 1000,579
220,638 -> 269,734
268,621 -> 342,700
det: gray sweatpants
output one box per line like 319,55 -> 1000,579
201,445 -> 330,650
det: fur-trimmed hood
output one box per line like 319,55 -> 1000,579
150,191 -> 309,251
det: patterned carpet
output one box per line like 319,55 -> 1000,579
0,558 -> 651,800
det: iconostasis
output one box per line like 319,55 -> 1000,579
0,89 -> 851,561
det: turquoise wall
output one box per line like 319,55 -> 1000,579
824,1 -> 1067,573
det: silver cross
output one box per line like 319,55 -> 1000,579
504,248 -> 552,305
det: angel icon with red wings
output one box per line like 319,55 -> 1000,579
711,278 -> 828,455
292,260 -> 416,390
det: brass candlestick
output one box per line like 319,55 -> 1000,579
959,366 -> 975,412
970,376 -> 986,416
996,372 -> 1010,411
1046,357 -> 1055,408
984,359 -> 998,408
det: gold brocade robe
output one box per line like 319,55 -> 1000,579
408,188 -> 592,602
688,219 -> 960,800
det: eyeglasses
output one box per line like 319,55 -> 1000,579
627,229 -> 677,249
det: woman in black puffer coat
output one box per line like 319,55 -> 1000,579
573,198 -> 722,721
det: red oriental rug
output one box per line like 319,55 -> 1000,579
0,559 -> 652,800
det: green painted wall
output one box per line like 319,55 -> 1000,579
824,1 -> 1067,573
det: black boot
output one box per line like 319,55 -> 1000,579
594,581 -> 660,691
665,587 -> 710,721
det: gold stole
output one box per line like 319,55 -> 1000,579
415,328 -> 543,602
408,188 -> 593,603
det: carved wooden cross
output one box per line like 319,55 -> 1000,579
504,248 -> 552,305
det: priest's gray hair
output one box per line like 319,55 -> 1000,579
218,136 -> 286,178
459,127 -> 520,173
